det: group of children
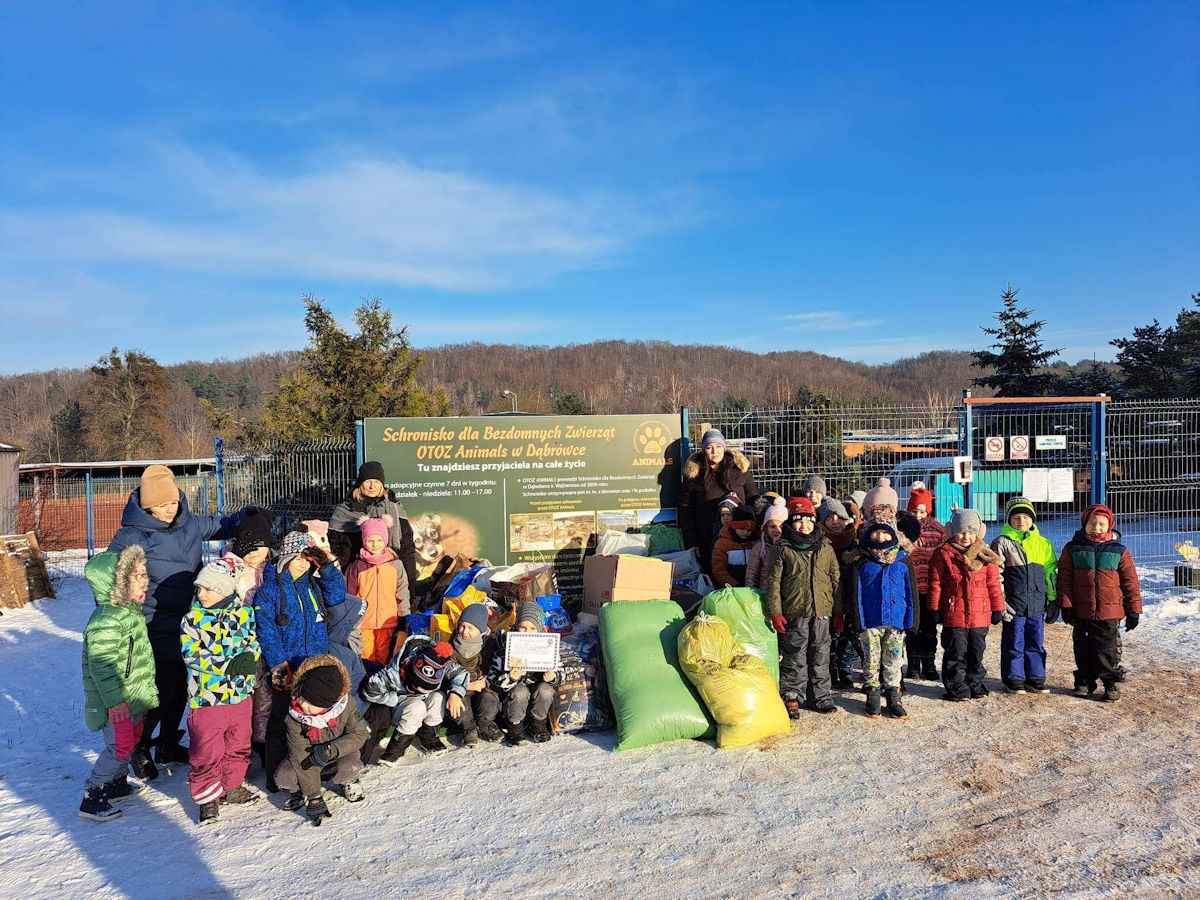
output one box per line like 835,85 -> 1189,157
712,467 -> 1143,721
79,510 -> 563,827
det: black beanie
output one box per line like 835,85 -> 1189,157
296,665 -> 343,708
357,460 -> 385,485
233,509 -> 274,559
896,511 -> 921,544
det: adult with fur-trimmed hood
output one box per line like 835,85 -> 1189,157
679,429 -> 758,575
107,464 -> 246,766
329,461 -> 418,593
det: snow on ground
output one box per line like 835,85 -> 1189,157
1,575 -> 1198,900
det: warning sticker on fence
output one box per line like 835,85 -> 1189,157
985,436 -> 1005,461
1009,435 -> 1030,460
1036,434 -> 1067,450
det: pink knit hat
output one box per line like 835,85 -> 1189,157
762,497 -> 788,526
861,477 -> 899,520
361,516 -> 391,542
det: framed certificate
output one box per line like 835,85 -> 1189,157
504,632 -> 561,673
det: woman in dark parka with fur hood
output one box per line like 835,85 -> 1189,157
329,460 -> 418,593
679,429 -> 758,574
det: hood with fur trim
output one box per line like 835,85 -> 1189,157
109,544 -> 147,607
682,447 -> 749,481
290,653 -> 351,702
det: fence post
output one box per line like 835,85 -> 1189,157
85,471 -> 95,559
356,420 -> 365,471
1093,395 -> 1107,506
962,391 -> 974,509
215,437 -> 225,516
202,475 -> 210,516
679,407 -> 690,483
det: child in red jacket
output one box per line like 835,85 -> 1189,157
1057,504 -> 1142,702
928,508 -> 1004,701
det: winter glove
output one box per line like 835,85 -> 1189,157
990,611 -> 1003,625
1060,606 -> 1075,626
228,652 -> 257,678
306,795 -> 331,823
1044,603 -> 1060,625
1125,613 -> 1139,632
271,662 -> 293,691
832,613 -> 844,633
302,741 -> 341,770
113,716 -> 143,761
301,546 -> 332,569
769,615 -> 788,635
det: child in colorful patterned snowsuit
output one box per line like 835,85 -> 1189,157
344,515 -> 410,665
79,545 -> 160,822
843,520 -> 917,719
181,557 -> 261,824
990,497 -> 1058,694
1057,504 -> 1142,701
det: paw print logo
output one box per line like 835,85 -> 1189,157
635,422 -> 669,456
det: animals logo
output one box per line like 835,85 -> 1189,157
634,421 -> 670,456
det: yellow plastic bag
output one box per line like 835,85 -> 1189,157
429,613 -> 455,643
488,606 -> 515,634
677,614 -> 791,749
442,585 -> 488,621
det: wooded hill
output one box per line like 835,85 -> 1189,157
2,341 -> 992,464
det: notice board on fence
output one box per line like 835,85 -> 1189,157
362,416 -> 682,603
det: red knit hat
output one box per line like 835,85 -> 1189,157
1081,504 -> 1115,529
786,497 -> 816,520
906,481 -> 934,514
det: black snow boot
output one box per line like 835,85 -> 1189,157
78,787 -> 121,822
505,722 -> 526,746
527,718 -> 552,743
103,775 -> 143,802
461,727 -> 480,748
864,688 -> 882,719
130,746 -> 158,782
477,720 -> 504,743
920,658 -> 940,681
884,688 -> 908,720
283,790 -> 306,811
379,732 -> 413,767
783,692 -> 803,720
198,800 -> 219,826
306,795 -> 331,826
417,724 -> 447,755
1101,682 -> 1121,702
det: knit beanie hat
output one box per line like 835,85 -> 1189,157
802,474 -> 827,496
296,664 -> 344,708
404,641 -> 453,693
848,490 -> 867,510
1081,504 -> 1115,529
233,509 -> 274,559
717,494 -> 741,515
516,601 -> 546,632
356,460 -> 386,485
818,498 -> 851,524
701,429 -> 726,450
786,497 -> 817,523
947,508 -> 983,536
762,497 -> 789,526
361,517 -> 391,542
277,529 -> 314,572
864,522 -> 900,551
194,555 -> 246,598
1006,497 -> 1037,524
730,504 -> 757,530
458,603 -> 491,636
906,481 -> 934,514
139,464 -> 178,509
861,478 -> 899,520
896,510 -> 922,544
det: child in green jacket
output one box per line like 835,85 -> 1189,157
79,545 -> 160,822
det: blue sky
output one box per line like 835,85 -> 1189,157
2,1 -> 1197,374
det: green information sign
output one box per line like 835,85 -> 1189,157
362,415 -> 682,601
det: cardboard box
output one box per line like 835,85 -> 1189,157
582,554 -> 674,616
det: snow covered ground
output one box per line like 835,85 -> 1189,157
1,574 -> 1197,900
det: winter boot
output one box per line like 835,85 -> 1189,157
78,786 -> 122,822
102,775 -> 144,803
1101,682 -> 1121,702
221,785 -> 261,805
417,724 -> 448,756
379,732 -> 413,767
156,730 -> 190,766
341,779 -> 365,803
783,692 -> 803,720
864,688 -> 882,719
970,684 -> 990,699
807,697 -> 838,715
884,688 -> 908,720
477,720 -> 504,743
282,790 -> 306,811
921,658 -> 940,681
1072,678 -> 1096,698
198,800 -> 220,826
461,727 -> 480,748
306,795 -> 331,826
129,746 -> 159,782
1026,679 -> 1050,694
505,722 -> 526,746
1003,678 -> 1027,694
527,718 -> 552,743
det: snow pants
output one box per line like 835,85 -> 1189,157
390,691 -> 446,735
263,684 -> 293,789
452,689 -> 501,731
275,754 -> 363,798
362,627 -> 398,666
186,698 -> 252,805
86,714 -> 144,790
1072,619 -> 1123,687
941,626 -> 988,699
502,682 -> 554,725
1001,615 -> 1047,683
251,657 -> 273,744
780,616 -> 832,703
860,626 -> 905,690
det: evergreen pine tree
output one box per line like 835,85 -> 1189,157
971,285 -> 1062,396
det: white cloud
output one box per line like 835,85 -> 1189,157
0,146 -> 692,293
772,310 -> 879,332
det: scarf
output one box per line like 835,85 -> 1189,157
452,633 -> 484,659
359,546 -> 393,565
868,545 -> 901,565
288,695 -> 348,740
782,522 -> 821,551
1085,531 -> 1113,544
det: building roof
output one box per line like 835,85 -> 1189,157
20,457 -> 216,473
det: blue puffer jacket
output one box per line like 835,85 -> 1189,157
325,594 -> 369,713
107,491 -> 242,659
848,550 -> 915,632
253,561 -> 347,671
